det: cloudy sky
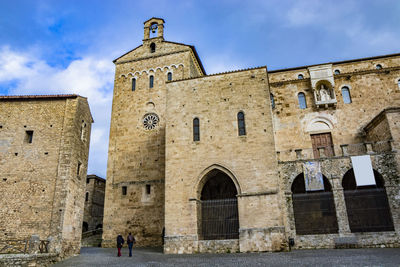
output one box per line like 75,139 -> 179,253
0,0 -> 399,177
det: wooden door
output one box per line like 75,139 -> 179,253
311,133 -> 334,158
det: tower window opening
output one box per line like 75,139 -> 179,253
150,43 -> 156,53
122,186 -> 127,196
25,130 -> 33,143
376,64 -> 382,70
397,79 -> 400,89
132,78 -> 136,91
149,75 -> 154,88
150,23 -> 158,38
167,72 -> 172,81
193,118 -> 200,141
334,69 -> 340,75
298,74 -> 304,79
77,161 -> 82,176
237,112 -> 246,136
146,184 -> 151,195
270,93 -> 275,109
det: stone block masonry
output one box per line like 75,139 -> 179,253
0,95 -> 93,259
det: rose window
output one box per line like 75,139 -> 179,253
143,113 -> 159,130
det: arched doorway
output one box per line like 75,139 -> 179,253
200,169 -> 239,240
342,169 -> 394,232
291,173 -> 338,235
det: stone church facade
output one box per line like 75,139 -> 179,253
102,18 -> 400,253
0,95 -> 93,257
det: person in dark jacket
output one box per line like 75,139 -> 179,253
127,233 -> 136,257
117,234 -> 124,257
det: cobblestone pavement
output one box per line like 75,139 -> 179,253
54,247 -> 400,267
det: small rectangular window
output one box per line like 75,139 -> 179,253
146,184 -> 151,195
25,130 -> 33,143
149,75 -> 154,88
122,186 -> 127,195
77,162 -> 82,176
132,78 -> 136,91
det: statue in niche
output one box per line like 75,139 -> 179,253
319,84 -> 331,102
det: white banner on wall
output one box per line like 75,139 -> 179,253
303,161 -> 324,191
351,155 -> 376,186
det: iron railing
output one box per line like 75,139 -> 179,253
292,192 -> 339,235
200,199 -> 239,240
344,188 -> 394,232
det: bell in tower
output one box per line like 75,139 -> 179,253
143,17 -> 165,40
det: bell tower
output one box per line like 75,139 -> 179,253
143,17 -> 165,40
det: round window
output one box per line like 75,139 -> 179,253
143,113 -> 159,130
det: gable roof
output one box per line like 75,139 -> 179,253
0,94 -> 79,100
144,17 -> 165,24
112,41 -> 206,75
269,52 -> 400,73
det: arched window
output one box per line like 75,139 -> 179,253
200,169 -> 239,240
237,112 -> 246,136
150,43 -> 156,53
85,192 -> 89,202
193,118 -> 200,141
334,69 -> 340,75
167,72 -> 172,81
376,64 -> 382,70
341,86 -> 352,104
149,75 -> 154,88
291,173 -> 338,235
270,93 -> 275,109
397,79 -> 400,89
342,169 -> 394,232
132,78 -> 136,91
298,74 -> 304,79
298,92 -> 307,109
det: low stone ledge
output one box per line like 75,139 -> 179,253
334,237 -> 358,249
0,253 -> 59,267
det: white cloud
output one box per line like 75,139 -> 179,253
284,0 -> 400,52
0,46 -> 114,177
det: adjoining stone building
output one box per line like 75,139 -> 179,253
102,18 -> 400,253
83,174 -> 106,232
0,95 -> 93,257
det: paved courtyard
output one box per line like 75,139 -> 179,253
54,247 -> 400,266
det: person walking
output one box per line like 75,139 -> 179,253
127,233 -> 136,257
117,234 -> 124,257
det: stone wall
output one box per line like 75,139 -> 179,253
83,175 -> 106,232
268,54 -> 400,159
0,95 -> 93,258
102,18 -> 205,248
279,153 -> 400,250
0,253 -> 58,267
103,17 -> 400,254
164,68 -> 286,253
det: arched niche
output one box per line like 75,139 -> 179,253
306,117 -> 334,133
342,168 -> 394,232
291,173 -> 338,235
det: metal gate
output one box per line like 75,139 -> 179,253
292,192 -> 339,235
344,188 -> 394,232
201,198 -> 239,240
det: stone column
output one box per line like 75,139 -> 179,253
331,177 -> 351,235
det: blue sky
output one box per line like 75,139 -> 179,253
0,0 -> 399,177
